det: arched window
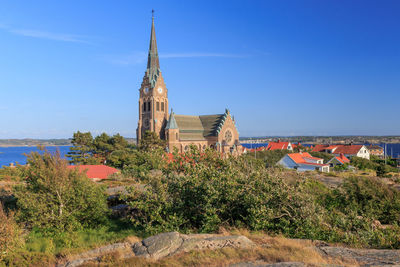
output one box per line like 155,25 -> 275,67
184,145 -> 189,151
142,103 -> 146,112
203,145 -> 206,151
161,102 -> 164,111
176,133 -> 178,140
156,102 -> 160,111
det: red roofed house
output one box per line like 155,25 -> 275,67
312,144 -> 370,160
278,152 -> 329,172
67,165 -> 119,180
266,140 -> 293,151
328,154 -> 350,167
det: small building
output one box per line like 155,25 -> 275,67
366,145 -> 384,157
278,152 -> 330,172
67,165 -> 119,180
327,154 -> 350,167
312,144 -> 370,160
266,140 -> 293,151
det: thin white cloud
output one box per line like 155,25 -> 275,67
0,24 -> 91,44
105,51 -> 249,65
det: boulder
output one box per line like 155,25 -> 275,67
132,232 -> 255,260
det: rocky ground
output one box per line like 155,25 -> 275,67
57,232 -> 400,267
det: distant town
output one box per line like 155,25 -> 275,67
1,135 -> 399,147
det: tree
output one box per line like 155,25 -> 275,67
67,131 -> 95,164
139,131 -> 166,151
14,149 -> 109,232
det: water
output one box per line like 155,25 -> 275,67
0,146 -> 71,167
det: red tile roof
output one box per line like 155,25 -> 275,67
333,145 -> 363,155
312,144 -> 364,155
335,154 -> 350,164
267,141 -> 291,151
287,152 -> 325,164
312,144 -> 329,152
67,165 -> 119,179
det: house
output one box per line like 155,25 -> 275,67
67,165 -> 119,180
266,140 -> 293,151
328,154 -> 350,167
366,145 -> 384,157
278,152 -> 330,172
312,144 -> 370,160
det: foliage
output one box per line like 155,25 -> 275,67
333,163 -> 349,172
0,203 -> 23,261
139,131 -> 166,151
376,164 -> 391,177
351,156 -> 379,171
245,149 -> 290,168
14,149 -> 109,233
67,131 -> 97,165
123,147 -> 400,248
124,147 -> 325,237
67,131 -> 132,166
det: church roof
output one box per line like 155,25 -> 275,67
146,12 -> 160,87
170,112 -> 228,141
165,112 -> 178,130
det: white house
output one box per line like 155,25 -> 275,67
312,144 -> 370,160
278,152 -> 330,172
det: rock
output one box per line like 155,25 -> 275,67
316,246 -> 400,266
132,232 -> 255,260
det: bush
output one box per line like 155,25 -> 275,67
14,150 -> 109,233
0,203 -> 23,261
123,148 -> 400,248
125,147 -> 325,238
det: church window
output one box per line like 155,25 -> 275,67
143,103 -> 146,112
148,102 -> 151,111
156,102 -> 160,111
176,133 -> 178,140
161,102 -> 164,111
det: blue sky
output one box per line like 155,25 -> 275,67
1,0 -> 399,138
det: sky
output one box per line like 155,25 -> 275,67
0,0 -> 399,138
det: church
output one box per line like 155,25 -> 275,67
136,14 -> 243,156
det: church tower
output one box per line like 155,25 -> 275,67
137,11 -> 169,144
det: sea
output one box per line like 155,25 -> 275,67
0,146 -> 71,167
240,143 -> 400,158
1,144 -> 399,168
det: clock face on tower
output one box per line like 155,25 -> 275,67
157,87 -> 163,94
144,87 -> 149,94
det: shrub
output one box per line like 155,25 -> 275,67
124,147 -> 325,238
0,203 -> 23,261
14,149 -> 109,233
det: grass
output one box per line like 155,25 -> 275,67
79,230 -> 356,267
24,219 -> 139,255
3,218 -> 140,266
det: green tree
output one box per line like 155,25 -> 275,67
139,131 -> 166,151
14,149 -> 109,232
67,131 -> 95,164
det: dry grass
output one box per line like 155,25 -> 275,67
81,231 -> 357,267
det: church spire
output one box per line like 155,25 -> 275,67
146,10 -> 160,85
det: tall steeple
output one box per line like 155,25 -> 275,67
146,10 -> 160,86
